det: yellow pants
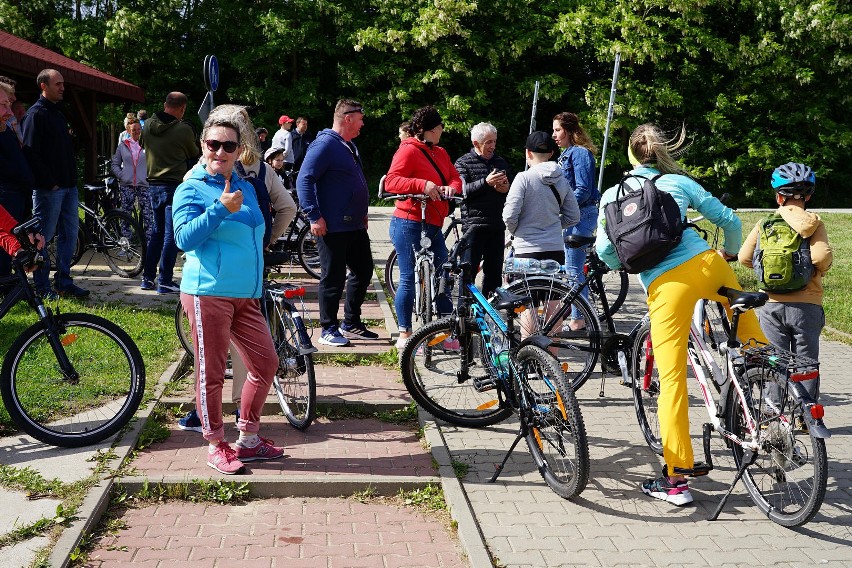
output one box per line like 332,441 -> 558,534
646,251 -> 767,472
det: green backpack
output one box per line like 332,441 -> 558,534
753,213 -> 814,293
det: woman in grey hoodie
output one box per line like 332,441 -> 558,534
111,117 -> 152,240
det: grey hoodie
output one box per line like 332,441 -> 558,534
502,161 -> 580,253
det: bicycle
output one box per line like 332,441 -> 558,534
631,285 -> 829,526
48,175 -> 146,278
267,208 -> 321,280
501,234 -> 643,394
399,226 -> 590,498
175,250 -> 317,430
1,218 -> 146,447
381,191 -> 463,326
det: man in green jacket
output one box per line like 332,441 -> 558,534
142,92 -> 199,294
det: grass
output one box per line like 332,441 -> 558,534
315,350 -> 400,370
0,301 -> 180,437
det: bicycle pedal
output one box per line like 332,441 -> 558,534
472,376 -> 497,393
671,462 -> 713,477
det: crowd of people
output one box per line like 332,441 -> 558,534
0,71 -> 831,502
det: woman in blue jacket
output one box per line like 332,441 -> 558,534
172,116 -> 284,475
596,123 -> 766,507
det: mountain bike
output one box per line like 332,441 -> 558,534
381,192 -> 463,326
175,251 -> 317,429
50,175 -> 146,278
632,285 -> 829,526
1,218 -> 146,447
399,226 -> 589,499
267,207 -> 320,280
501,234 -> 643,394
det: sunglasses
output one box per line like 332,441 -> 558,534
204,139 -> 239,153
343,107 -> 364,115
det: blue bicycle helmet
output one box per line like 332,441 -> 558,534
771,162 -> 816,198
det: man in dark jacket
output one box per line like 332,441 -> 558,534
142,91 -> 199,294
23,69 -> 89,299
453,122 -> 512,297
296,100 -> 376,346
290,117 -> 313,171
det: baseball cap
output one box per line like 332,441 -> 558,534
278,115 -> 294,125
525,131 -> 558,154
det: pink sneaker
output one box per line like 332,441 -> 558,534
207,442 -> 245,475
442,338 -> 461,352
235,437 -> 285,462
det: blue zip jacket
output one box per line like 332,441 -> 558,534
172,167 -> 264,298
557,145 -> 598,207
595,166 -> 741,291
296,128 -> 369,233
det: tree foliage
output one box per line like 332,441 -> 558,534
2,0 -> 849,204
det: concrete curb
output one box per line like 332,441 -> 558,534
48,356 -> 187,568
419,409 -> 493,568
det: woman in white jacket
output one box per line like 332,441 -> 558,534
111,117 -> 152,240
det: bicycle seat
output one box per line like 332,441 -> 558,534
263,250 -> 290,268
492,287 -> 531,312
564,234 -> 595,248
718,286 -> 768,311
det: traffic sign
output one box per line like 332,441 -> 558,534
203,55 -> 219,92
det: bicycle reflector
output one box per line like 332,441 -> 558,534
810,404 -> 825,420
283,287 -> 305,299
790,369 -> 819,382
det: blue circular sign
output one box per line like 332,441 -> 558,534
207,55 -> 219,92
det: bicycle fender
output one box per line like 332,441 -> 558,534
518,335 -> 553,351
788,381 -> 831,439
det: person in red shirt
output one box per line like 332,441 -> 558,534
0,204 -> 44,270
383,105 -> 461,348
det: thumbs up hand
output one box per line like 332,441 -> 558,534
220,177 -> 243,213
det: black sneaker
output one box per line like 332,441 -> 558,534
340,321 -> 380,340
641,473 -> 693,506
57,283 -> 90,298
157,280 -> 181,295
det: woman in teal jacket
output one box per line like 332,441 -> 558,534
595,123 -> 766,507
172,116 -> 284,475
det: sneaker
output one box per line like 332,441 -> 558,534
641,474 -> 693,506
442,338 -> 461,352
340,321 -> 380,340
157,280 -> 181,295
177,409 -> 203,433
234,408 -> 241,428
235,437 -> 285,462
207,442 -> 246,475
140,278 -> 155,291
57,283 -> 90,298
319,325 -> 350,346
395,336 -> 410,350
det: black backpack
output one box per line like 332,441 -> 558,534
237,161 -> 273,248
603,173 -> 687,274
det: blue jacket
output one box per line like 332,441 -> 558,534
557,145 -> 598,208
0,127 -> 34,194
172,167 -> 265,298
22,95 -> 77,190
595,166 -> 741,291
296,128 -> 369,233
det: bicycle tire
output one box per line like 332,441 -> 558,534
46,227 -> 84,269
698,300 -> 731,382
503,276 -> 600,391
518,344 -> 590,499
415,260 -> 434,324
589,268 -> 629,321
0,313 -> 146,447
175,302 -> 194,360
631,320 -> 663,455
726,367 -> 827,526
268,297 -> 316,430
101,210 -> 145,278
296,224 -> 321,279
401,317 -> 511,427
384,249 -> 400,299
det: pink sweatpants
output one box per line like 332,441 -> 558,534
181,293 -> 278,442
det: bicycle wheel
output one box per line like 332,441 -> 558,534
0,313 -> 145,447
296,225 -> 321,279
503,276 -> 600,391
726,367 -> 827,526
384,249 -> 400,299
589,268 -> 629,321
401,316 -> 511,427
518,345 -> 590,499
415,260 -> 434,324
46,227 -> 84,268
698,300 -> 731,380
269,296 -> 316,430
175,302 -> 194,360
631,320 -> 663,455
101,210 -> 145,278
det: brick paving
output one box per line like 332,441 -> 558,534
84,498 -> 465,567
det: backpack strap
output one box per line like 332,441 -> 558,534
417,147 -> 449,186
546,183 -> 562,208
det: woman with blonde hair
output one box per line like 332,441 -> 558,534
595,123 -> 766,506
552,111 -> 597,330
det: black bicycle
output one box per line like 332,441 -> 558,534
1,218 -> 146,447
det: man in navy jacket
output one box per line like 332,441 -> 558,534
296,99 -> 377,346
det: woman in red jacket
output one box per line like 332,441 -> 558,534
0,204 -> 44,269
384,106 -> 462,349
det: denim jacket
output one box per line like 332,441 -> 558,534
557,145 -> 598,208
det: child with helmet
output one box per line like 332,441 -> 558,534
738,162 -> 833,403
